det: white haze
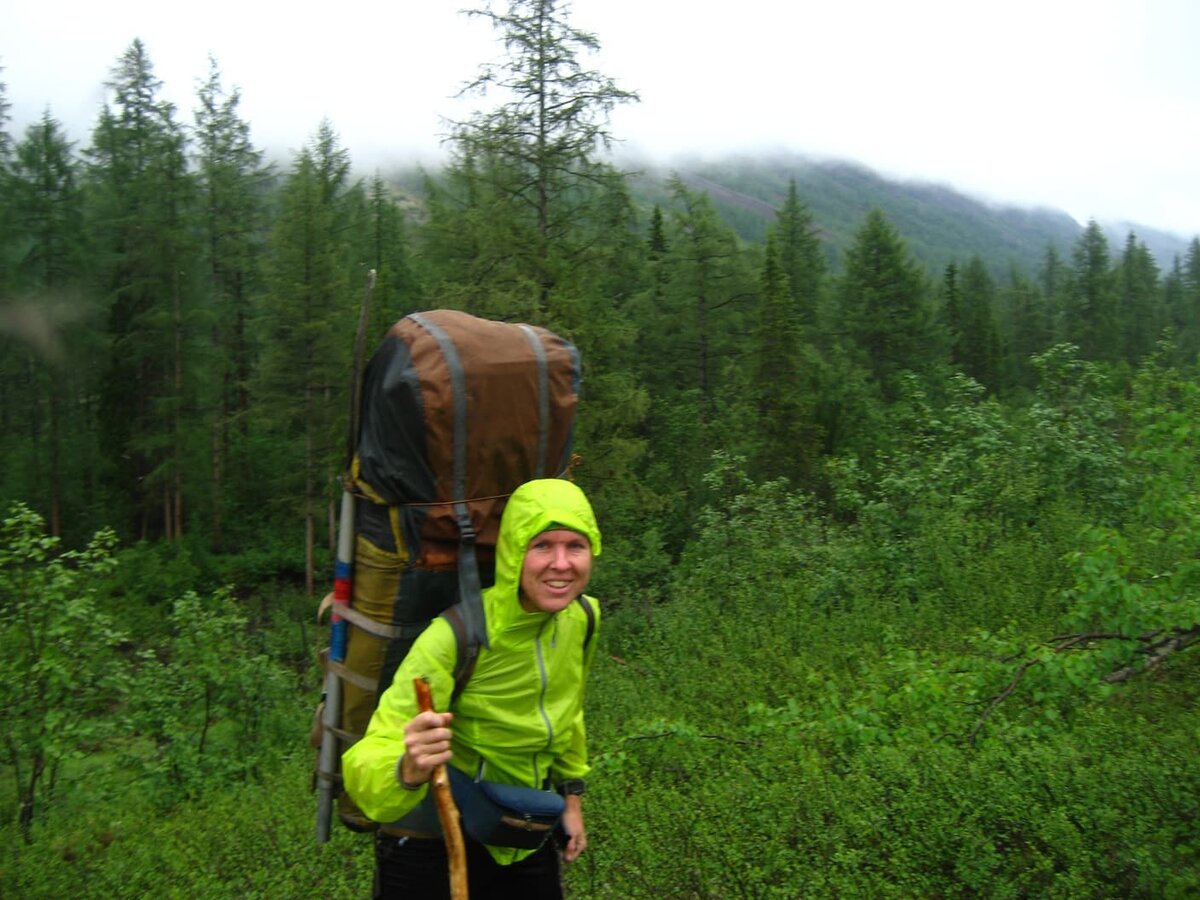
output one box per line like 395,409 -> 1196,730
5,0 -> 1200,238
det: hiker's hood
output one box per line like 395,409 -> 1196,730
485,478 -> 601,634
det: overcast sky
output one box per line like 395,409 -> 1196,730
5,0 -> 1199,237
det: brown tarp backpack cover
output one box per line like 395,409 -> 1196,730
319,309 -> 580,831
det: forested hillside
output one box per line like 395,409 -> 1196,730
2,2 -> 1199,896
623,155 -> 1192,279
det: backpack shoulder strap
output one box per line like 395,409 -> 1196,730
443,604 -> 479,708
576,594 -> 596,654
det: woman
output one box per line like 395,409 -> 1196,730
342,477 -> 602,899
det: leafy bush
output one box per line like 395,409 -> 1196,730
124,588 -> 302,806
0,504 -> 128,840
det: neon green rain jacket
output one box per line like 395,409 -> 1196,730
341,477 -> 602,864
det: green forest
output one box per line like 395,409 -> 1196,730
2,1 -> 1199,896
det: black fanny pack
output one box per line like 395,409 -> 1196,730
394,765 -> 565,850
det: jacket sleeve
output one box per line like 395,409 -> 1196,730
551,596 -> 600,783
341,617 -> 459,824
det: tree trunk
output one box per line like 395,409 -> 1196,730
212,403 -> 224,551
305,400 -> 315,597
173,254 -> 185,541
48,378 -> 62,538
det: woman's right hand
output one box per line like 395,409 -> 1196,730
400,710 -> 454,787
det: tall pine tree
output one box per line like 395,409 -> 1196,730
1006,265 -> 1052,391
364,173 -> 418,335
1168,238 -> 1200,364
774,178 -> 826,330
958,256 -> 1003,391
194,57 -> 272,549
446,0 -> 640,313
749,232 -> 819,483
6,114 -> 91,536
1062,220 -> 1116,361
87,39 -> 197,539
836,208 -> 933,400
257,122 -> 361,594
1113,231 -> 1161,365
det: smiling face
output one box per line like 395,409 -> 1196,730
518,528 -> 594,614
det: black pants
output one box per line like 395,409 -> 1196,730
373,831 -> 563,899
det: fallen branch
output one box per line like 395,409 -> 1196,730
970,624 -> 1199,741
1104,625 -> 1200,683
968,656 -> 1041,745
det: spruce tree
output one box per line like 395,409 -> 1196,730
0,68 -> 15,312
193,58 -> 272,549
257,123 -> 361,594
1113,231 -> 1161,365
653,176 -> 756,420
1038,242 -> 1067,341
774,178 -> 825,329
1006,266 -> 1052,391
648,204 -> 668,259
836,208 -> 932,400
87,39 -> 197,539
6,114 -> 90,536
0,64 -> 11,162
1169,238 -> 1200,364
365,173 -> 418,335
751,233 -> 819,483
1062,220 -> 1116,361
940,262 -> 963,363
958,256 -> 1003,392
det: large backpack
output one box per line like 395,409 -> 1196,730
316,309 -> 581,834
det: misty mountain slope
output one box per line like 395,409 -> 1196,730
623,153 -> 1191,278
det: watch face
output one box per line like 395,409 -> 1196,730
560,779 -> 586,796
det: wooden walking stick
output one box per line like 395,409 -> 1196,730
414,677 -> 469,900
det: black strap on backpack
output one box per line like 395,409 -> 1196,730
443,595 -> 596,707
408,313 -> 489,653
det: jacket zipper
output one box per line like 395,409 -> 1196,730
533,616 -> 555,784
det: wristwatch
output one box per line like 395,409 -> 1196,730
557,779 -> 587,797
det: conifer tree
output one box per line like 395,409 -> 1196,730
958,256 -> 1003,391
87,39 -> 197,539
257,122 -> 361,594
0,65 -> 11,162
619,178 -> 754,544
1006,266 -> 1052,390
438,0 -> 639,313
194,57 -> 272,549
940,262 -> 963,360
750,233 -> 819,482
836,208 -> 932,400
365,173 -> 418,335
647,204 -> 668,259
1038,242 -> 1067,340
1161,255 -> 1184,353
1169,238 -> 1200,364
1113,231 -> 1161,365
6,114 -> 89,535
654,177 -> 756,419
1062,220 -> 1115,361
774,178 -> 825,328
0,68 -> 15,312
